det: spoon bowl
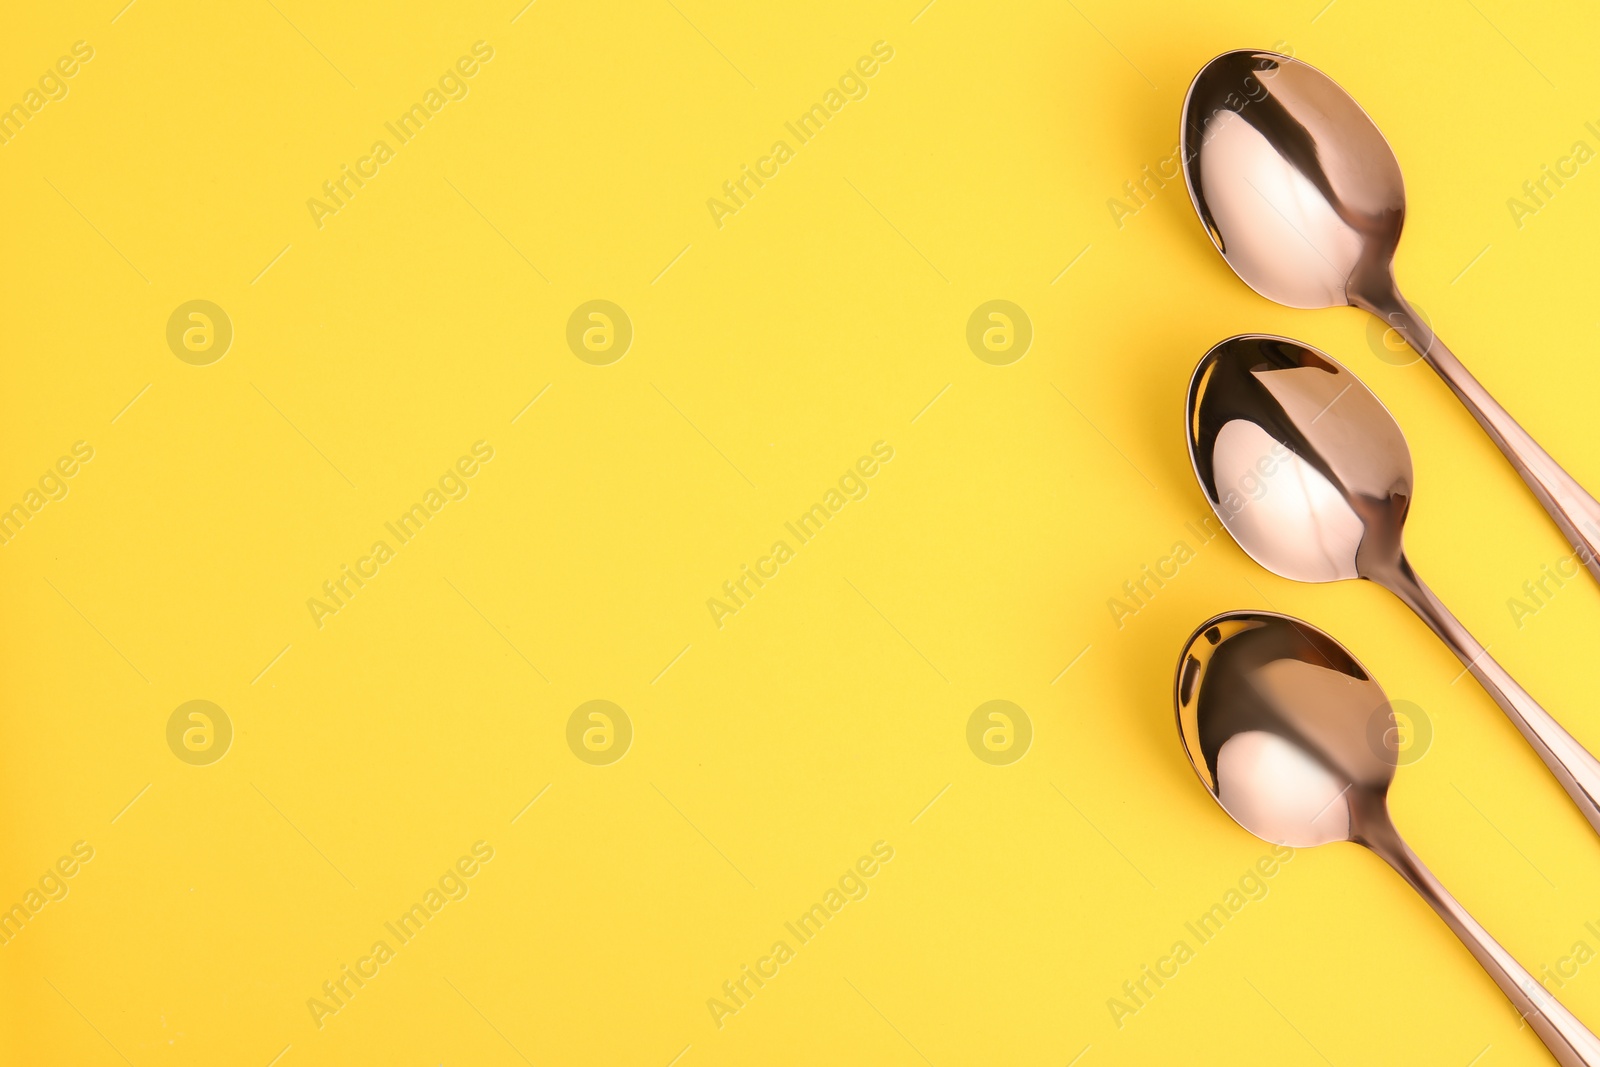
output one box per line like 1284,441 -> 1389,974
1181,50 -> 1404,310
1175,611 -> 1393,848
1187,334 -> 1410,585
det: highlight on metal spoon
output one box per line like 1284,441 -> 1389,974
1185,334 -> 1600,837
1180,48 -> 1600,588
1176,611 -> 1600,1067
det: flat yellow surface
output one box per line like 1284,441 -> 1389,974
5,1 -> 1600,1064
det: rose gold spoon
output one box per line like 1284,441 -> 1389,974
1177,610 -> 1600,1066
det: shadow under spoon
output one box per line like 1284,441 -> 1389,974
1181,48 -> 1600,587
1185,334 -> 1600,837
1176,610 -> 1600,1067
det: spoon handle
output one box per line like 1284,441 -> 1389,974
1363,816 -> 1600,1067
1364,286 -> 1600,588
1383,558 -> 1600,839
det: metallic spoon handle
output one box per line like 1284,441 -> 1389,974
1364,816 -> 1600,1067
1381,557 -> 1600,837
1362,286 -> 1600,587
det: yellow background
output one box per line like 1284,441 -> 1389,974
4,0 -> 1600,1063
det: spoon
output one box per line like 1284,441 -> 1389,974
1175,610 -> 1600,1066
1186,334 -> 1600,836
1180,49 -> 1600,587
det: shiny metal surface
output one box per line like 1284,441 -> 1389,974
1186,336 -> 1600,839
1182,49 -> 1600,586
1176,612 -> 1600,1067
